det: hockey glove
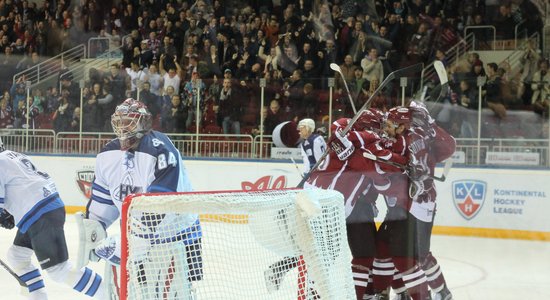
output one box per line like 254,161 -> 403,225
329,130 -> 355,161
0,209 -> 15,230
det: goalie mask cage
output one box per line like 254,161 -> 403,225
120,188 -> 355,300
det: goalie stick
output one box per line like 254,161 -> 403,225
297,62 -> 424,188
330,63 -> 357,114
0,258 -> 26,287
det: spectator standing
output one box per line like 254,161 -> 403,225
361,48 -> 384,83
82,90 -> 101,132
52,92 -> 72,132
264,99 -> 286,135
183,71 -> 206,130
160,54 -> 183,95
139,81 -> 160,118
0,99 -> 14,128
161,94 -> 187,133
218,78 -> 244,134
531,60 -> 550,115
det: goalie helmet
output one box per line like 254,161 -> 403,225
111,98 -> 152,150
354,108 -> 384,132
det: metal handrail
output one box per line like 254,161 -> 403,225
514,20 -> 527,48
421,33 -> 474,88
12,44 -> 86,87
464,25 -> 497,50
544,25 -> 550,59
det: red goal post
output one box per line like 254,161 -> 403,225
120,188 -> 355,300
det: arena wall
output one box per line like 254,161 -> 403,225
29,155 -> 550,241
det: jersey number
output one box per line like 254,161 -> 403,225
20,158 -> 50,179
157,152 -> 177,170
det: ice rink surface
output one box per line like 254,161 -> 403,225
0,217 -> 549,300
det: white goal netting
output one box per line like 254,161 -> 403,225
120,189 -> 355,300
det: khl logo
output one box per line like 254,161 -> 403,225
452,180 -> 486,220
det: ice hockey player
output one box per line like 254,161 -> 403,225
370,106 -> 432,300
404,102 -> 455,300
297,118 -> 327,174
80,98 -> 201,296
306,108 -> 407,300
0,137 -> 106,299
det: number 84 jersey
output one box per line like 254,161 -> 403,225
87,130 -> 194,229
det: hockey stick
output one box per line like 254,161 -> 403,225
297,63 -> 424,188
362,152 -> 448,182
290,157 -> 304,179
437,159 -> 453,182
0,258 -> 26,287
432,60 -> 449,103
330,63 -> 357,114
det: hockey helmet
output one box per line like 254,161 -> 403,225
354,108 -> 384,131
386,106 -> 411,127
409,101 -> 435,133
111,98 -> 152,150
298,118 -> 316,132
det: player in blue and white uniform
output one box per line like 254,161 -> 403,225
297,118 -> 326,174
0,137 -> 105,299
80,98 -> 201,296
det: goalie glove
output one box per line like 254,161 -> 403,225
329,130 -> 355,161
0,209 -> 14,230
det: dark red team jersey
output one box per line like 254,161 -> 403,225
307,118 -> 406,217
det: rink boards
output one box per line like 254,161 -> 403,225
27,155 -> 550,241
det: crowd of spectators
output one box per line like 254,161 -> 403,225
0,0 -> 547,140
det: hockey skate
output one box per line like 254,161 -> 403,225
372,291 -> 390,300
393,291 -> 412,300
432,287 -> 453,300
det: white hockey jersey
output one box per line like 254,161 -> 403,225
86,131 -> 197,231
300,133 -> 326,173
0,150 -> 64,233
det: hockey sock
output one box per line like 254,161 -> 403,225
351,258 -> 373,299
393,257 -> 429,300
391,271 -> 408,295
371,258 -> 395,293
422,252 -> 447,293
6,245 -> 47,298
45,261 -> 104,298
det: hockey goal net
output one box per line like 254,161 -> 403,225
120,188 -> 355,300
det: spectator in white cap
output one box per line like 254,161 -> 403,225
298,118 -> 326,174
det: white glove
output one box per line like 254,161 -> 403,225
330,130 -> 355,161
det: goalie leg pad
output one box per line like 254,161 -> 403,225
75,212 -> 107,268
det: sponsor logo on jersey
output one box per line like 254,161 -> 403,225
452,180 -> 486,220
76,169 -> 95,199
241,175 -> 287,190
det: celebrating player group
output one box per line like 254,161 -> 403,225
302,100 -> 455,300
